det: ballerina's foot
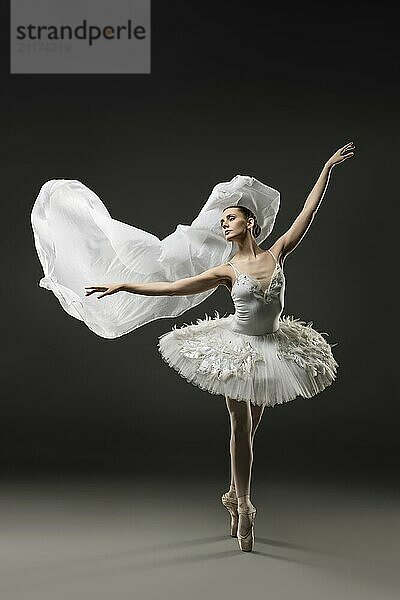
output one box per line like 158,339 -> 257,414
237,503 -> 257,552
221,490 -> 239,537
225,489 -> 237,500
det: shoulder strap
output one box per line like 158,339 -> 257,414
227,261 -> 242,277
267,249 -> 278,265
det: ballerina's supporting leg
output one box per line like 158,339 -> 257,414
225,397 -> 264,505
225,397 -> 261,550
226,398 -> 265,497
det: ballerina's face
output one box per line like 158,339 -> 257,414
220,207 -> 253,242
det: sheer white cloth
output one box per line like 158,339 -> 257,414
31,174 -> 280,338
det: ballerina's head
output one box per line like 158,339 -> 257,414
220,205 -> 261,243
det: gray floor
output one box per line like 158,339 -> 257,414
1,475 -> 399,600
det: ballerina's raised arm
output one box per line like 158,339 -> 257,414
85,141 -> 355,301
269,141 -> 355,263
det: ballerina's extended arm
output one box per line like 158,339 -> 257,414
271,141 -> 356,261
84,265 -> 232,299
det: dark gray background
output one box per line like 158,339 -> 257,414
0,1 -> 398,483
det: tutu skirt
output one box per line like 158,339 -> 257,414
158,314 -> 338,407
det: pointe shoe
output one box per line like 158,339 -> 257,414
237,506 -> 257,552
221,491 -> 238,537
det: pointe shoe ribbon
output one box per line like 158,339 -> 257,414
221,492 -> 238,537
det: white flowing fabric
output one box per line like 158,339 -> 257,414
31,175 -> 280,339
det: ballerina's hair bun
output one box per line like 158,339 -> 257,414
224,205 -> 261,238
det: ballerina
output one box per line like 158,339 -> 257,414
32,141 -> 356,552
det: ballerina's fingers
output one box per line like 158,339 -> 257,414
84,286 -> 112,299
340,141 -> 356,156
340,151 -> 355,160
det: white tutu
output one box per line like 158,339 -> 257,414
158,314 -> 338,407
31,172 -> 339,408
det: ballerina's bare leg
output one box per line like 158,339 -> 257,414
226,397 -> 265,498
225,397 -> 265,509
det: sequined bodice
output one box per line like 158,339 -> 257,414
228,250 -> 285,336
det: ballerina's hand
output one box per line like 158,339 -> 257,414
84,284 -> 122,299
325,141 -> 356,168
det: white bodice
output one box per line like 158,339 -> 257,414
227,250 -> 285,336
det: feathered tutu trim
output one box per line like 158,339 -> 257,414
158,314 -> 338,407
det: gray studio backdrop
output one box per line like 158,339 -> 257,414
1,2 -> 397,482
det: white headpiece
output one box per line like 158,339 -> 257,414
200,174 -> 280,243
